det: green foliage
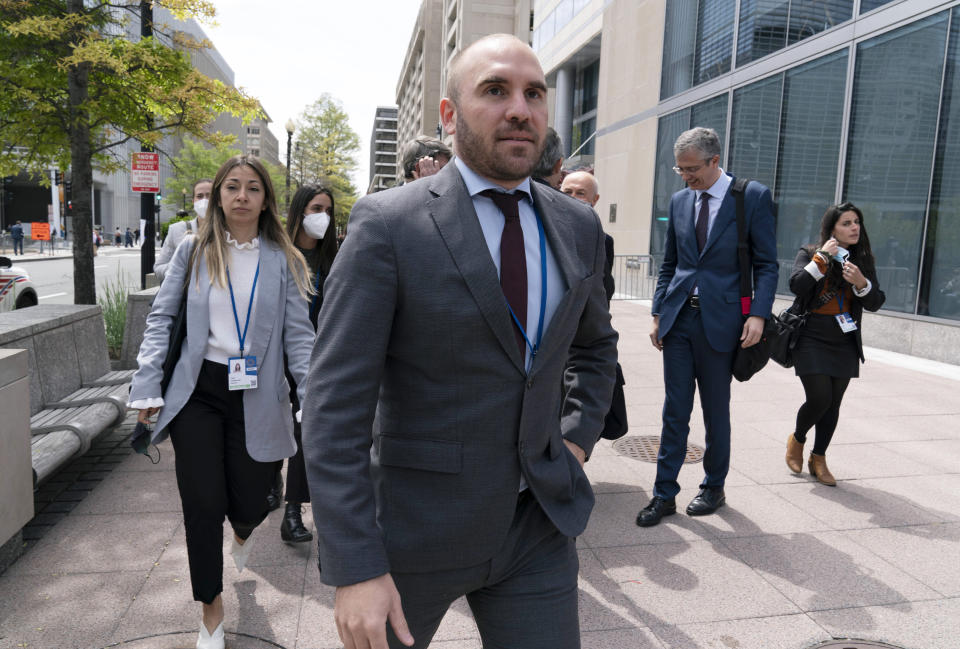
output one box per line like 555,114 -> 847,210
290,94 -> 361,224
163,137 -> 240,209
160,213 -> 192,240
0,1 -> 261,178
0,1 -> 262,304
98,269 -> 131,359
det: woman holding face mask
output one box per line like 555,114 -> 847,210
128,156 -> 315,649
785,202 -> 885,485
269,184 -> 338,543
154,178 -> 213,281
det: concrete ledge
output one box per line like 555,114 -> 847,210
0,349 -> 33,556
120,287 -> 159,371
0,305 -> 111,415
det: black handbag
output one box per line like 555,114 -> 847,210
769,305 -> 807,368
729,178 -> 774,382
131,244 -> 194,457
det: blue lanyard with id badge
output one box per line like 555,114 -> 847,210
834,289 -> 857,333
227,262 -> 260,390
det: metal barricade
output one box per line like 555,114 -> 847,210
610,254 -> 656,300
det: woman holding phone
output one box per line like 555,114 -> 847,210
785,202 -> 885,485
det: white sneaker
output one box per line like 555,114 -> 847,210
196,620 -> 224,649
230,532 -> 254,573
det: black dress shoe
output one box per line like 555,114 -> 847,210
686,487 -> 725,516
266,470 -> 283,512
280,503 -> 313,543
636,496 -> 677,527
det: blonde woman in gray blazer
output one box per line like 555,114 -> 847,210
128,155 -> 315,649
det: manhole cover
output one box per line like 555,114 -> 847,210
808,640 -> 907,649
612,435 -> 703,463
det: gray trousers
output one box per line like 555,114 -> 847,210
387,490 -> 581,649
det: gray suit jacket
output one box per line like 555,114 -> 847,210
129,235 -> 315,461
154,218 -> 197,280
302,162 -> 618,586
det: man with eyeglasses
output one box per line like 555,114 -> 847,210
637,127 -> 778,527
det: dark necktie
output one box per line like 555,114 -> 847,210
696,192 -> 710,253
479,189 -> 527,356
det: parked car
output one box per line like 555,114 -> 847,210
0,256 -> 38,311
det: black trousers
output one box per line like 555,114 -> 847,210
169,360 -> 279,604
278,371 -> 310,503
386,491 -> 580,649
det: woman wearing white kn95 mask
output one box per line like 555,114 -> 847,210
266,184 -> 339,544
154,178 -> 213,281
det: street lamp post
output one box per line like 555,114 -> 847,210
285,119 -> 295,209
181,187 -> 187,211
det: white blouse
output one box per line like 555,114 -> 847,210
127,233 -> 260,410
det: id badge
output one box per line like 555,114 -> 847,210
835,313 -> 858,333
228,356 -> 258,390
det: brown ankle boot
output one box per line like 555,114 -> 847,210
808,453 -> 836,486
786,434 -> 804,474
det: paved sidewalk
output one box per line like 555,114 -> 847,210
0,300 -> 957,649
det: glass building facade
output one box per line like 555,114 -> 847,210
652,2 -> 960,322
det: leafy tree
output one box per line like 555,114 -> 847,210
290,94 -> 360,225
163,136 -> 240,210
0,1 -> 260,303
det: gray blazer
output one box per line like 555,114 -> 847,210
154,218 -> 197,280
302,162 -> 618,586
129,235 -> 315,461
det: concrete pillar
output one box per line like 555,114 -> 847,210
0,348 -> 33,574
554,65 -> 576,157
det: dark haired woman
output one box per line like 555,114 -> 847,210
128,156 -> 315,649
270,184 -> 338,543
786,202 -> 885,485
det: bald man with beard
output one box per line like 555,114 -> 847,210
302,35 -> 617,649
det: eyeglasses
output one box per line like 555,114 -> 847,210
672,160 -> 712,175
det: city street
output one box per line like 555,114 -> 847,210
13,244 -> 145,304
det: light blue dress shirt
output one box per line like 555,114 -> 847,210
454,157 -> 564,371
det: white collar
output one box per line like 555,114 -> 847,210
226,232 -> 259,250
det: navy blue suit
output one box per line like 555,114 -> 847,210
651,176 -> 778,499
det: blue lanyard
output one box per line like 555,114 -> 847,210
226,261 -> 260,358
837,285 -> 844,312
505,210 -> 548,368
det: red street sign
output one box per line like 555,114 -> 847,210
131,152 -> 160,193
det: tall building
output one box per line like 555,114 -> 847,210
241,109 -> 281,168
396,0 -> 445,178
368,106 -> 399,193
535,0 -> 960,362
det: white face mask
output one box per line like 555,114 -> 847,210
302,212 -> 330,239
193,198 -> 209,216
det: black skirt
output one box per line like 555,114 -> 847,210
793,313 -> 860,378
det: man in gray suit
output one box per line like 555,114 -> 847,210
302,34 -> 618,649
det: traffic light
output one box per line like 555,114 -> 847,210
55,170 -> 62,185
67,200 -> 72,212
64,178 -> 72,198
155,192 -> 162,203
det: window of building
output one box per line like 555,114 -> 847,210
661,0 -> 736,99
860,0 -> 895,14
247,127 -> 260,135
728,49 -> 848,292
921,10 -> 960,320
843,12 -> 948,314
737,0 -> 852,67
